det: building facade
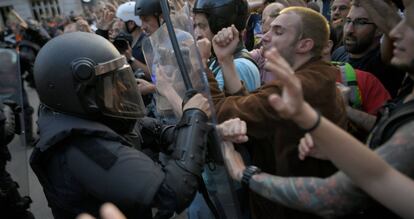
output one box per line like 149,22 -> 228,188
0,0 -> 84,28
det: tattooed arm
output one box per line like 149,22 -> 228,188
249,172 -> 369,218
346,106 -> 377,132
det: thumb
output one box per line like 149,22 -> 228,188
268,94 -> 286,112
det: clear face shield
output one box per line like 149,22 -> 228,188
94,56 -> 146,119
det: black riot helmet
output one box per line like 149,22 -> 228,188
193,0 -> 249,34
34,32 -> 146,119
135,0 -> 162,17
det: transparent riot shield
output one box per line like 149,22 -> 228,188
142,2 -> 242,218
0,48 -> 30,197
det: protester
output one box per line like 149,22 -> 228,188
223,1 -> 414,218
209,7 -> 347,219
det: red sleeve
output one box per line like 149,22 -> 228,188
356,70 -> 391,115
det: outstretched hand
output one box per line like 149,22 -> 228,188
265,47 -> 318,129
265,48 -> 304,120
212,25 -> 240,63
217,118 -> 249,144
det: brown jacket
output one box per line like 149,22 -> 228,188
209,59 -> 348,219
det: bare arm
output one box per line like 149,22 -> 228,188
250,172 -> 369,218
265,47 -> 414,219
212,25 -> 244,94
346,106 -> 377,132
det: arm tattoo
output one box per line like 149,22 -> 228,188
248,121 -> 414,218
374,121 -> 414,178
249,172 -> 369,218
346,106 -> 376,132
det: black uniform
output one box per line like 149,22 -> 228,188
31,32 -> 210,219
0,103 -> 34,219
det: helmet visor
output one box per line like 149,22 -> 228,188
96,61 -> 146,119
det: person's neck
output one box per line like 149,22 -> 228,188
292,54 -> 314,71
349,41 -> 380,59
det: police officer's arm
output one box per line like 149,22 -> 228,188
264,47 -> 414,218
66,94 -> 211,216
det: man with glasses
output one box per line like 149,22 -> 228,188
332,2 -> 405,98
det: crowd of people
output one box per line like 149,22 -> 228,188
1,0 -> 414,218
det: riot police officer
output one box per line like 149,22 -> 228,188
30,32 -> 212,219
0,102 -> 34,219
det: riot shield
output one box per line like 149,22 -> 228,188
142,2 -> 242,218
0,48 -> 30,197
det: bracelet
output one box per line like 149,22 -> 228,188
302,110 -> 321,133
241,165 -> 261,189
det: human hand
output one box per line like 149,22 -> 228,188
77,203 -> 126,219
298,133 -> 328,160
95,3 -> 116,30
212,25 -> 239,63
124,44 -> 133,60
265,48 -> 318,128
183,93 -> 211,118
76,18 -> 92,33
196,38 -> 211,67
216,118 -> 249,144
136,79 -> 156,95
265,48 -> 304,119
222,141 -> 246,181
336,82 -> 351,105
155,65 -> 175,97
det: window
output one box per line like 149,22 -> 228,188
31,0 -> 61,20
0,6 -> 13,28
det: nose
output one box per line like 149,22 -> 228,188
390,20 -> 404,41
263,31 -> 271,43
344,22 -> 354,34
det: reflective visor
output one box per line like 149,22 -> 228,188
95,57 -> 146,119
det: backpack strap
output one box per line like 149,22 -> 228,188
332,62 -> 363,109
367,99 -> 414,148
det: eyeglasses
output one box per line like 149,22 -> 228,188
344,18 -> 376,28
331,5 -> 349,12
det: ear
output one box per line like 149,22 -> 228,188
295,38 -> 314,54
322,40 -> 334,57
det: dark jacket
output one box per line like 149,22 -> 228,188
30,106 -> 164,219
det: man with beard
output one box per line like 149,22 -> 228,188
332,2 -> 405,97
222,0 -> 414,218
208,7 -> 347,219
329,0 -> 351,50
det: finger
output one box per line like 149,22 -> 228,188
304,133 -> 314,148
234,135 -> 249,143
240,120 -> 247,135
268,94 -> 287,114
100,203 -> 126,219
298,142 -> 306,160
76,213 -> 95,219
